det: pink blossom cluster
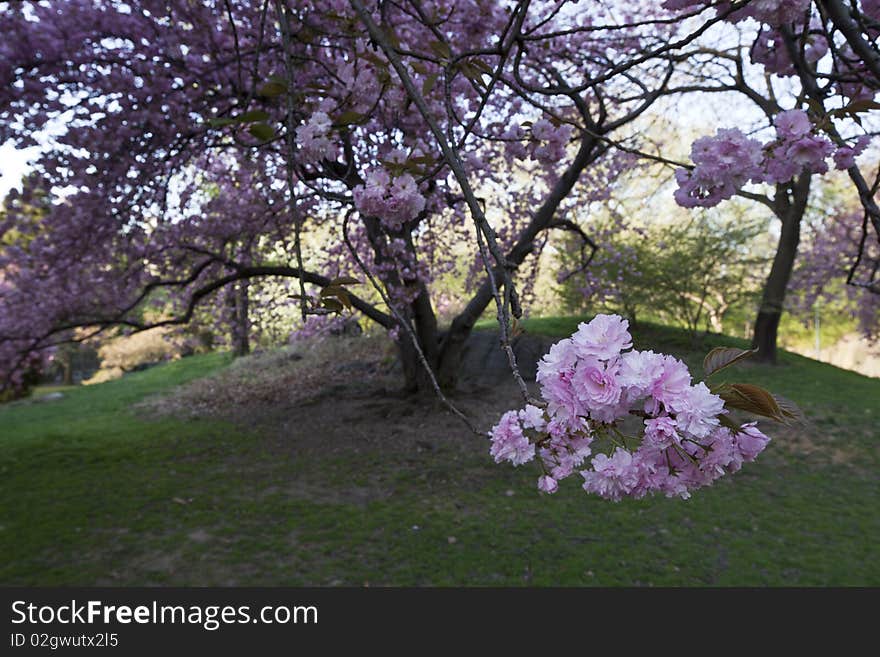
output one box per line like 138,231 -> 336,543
665,0 -> 877,103
529,119 -> 573,164
501,124 -> 529,161
789,211 -> 880,341
673,128 -> 764,208
352,168 -> 427,231
336,61 -> 381,113
488,314 -> 771,500
295,111 -> 337,164
751,25 -> 827,76
728,0 -> 811,26
763,109 -> 834,183
662,0 -> 810,27
832,136 -> 870,170
834,44 -> 878,101
674,111 -> 867,208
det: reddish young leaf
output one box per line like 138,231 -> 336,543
703,347 -> 757,377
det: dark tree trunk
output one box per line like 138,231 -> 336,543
752,309 -> 781,362
398,333 -> 441,394
399,321 -> 468,393
231,280 -> 250,357
388,135 -> 604,394
751,175 -> 811,363
62,354 -> 73,386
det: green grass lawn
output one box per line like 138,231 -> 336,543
1,318 -> 878,586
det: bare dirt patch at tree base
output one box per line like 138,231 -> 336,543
138,335 -> 536,460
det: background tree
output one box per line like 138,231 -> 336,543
558,204 -> 769,339
665,0 -> 880,360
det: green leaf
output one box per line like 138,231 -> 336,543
382,26 -> 401,49
333,288 -> 352,309
335,110 -> 364,125
248,123 -> 275,141
329,276 -> 362,286
459,62 -> 486,89
321,297 -> 344,312
429,40 -> 451,60
359,51 -> 388,69
805,97 -> 825,117
237,110 -> 270,123
258,81 -> 287,97
471,58 -> 494,75
703,347 -> 757,377
422,72 -> 439,96
843,99 -> 880,114
379,160 -> 407,176
772,394 -> 805,425
321,283 -> 355,310
206,117 -> 236,127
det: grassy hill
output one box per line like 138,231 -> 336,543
1,318 -> 877,586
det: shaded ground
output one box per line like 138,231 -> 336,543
2,318 -> 878,585
138,334 -> 543,458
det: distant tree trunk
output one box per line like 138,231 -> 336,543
61,352 -> 73,386
752,175 -> 811,363
230,280 -> 250,357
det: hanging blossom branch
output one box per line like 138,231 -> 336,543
489,314 -> 802,498
777,24 -> 880,292
273,0 -> 312,322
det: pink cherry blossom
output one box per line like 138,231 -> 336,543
537,475 -> 559,494
489,411 -> 535,466
774,109 -> 812,139
490,315 -> 774,501
666,382 -> 725,438
571,313 -> 633,360
519,404 -> 547,431
580,451 -> 642,502
734,422 -> 771,462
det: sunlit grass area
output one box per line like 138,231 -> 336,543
1,320 -> 877,586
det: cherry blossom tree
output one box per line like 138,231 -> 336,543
791,208 -> 880,339
0,0 -> 689,399
665,0 -> 880,361
2,0 -> 879,407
